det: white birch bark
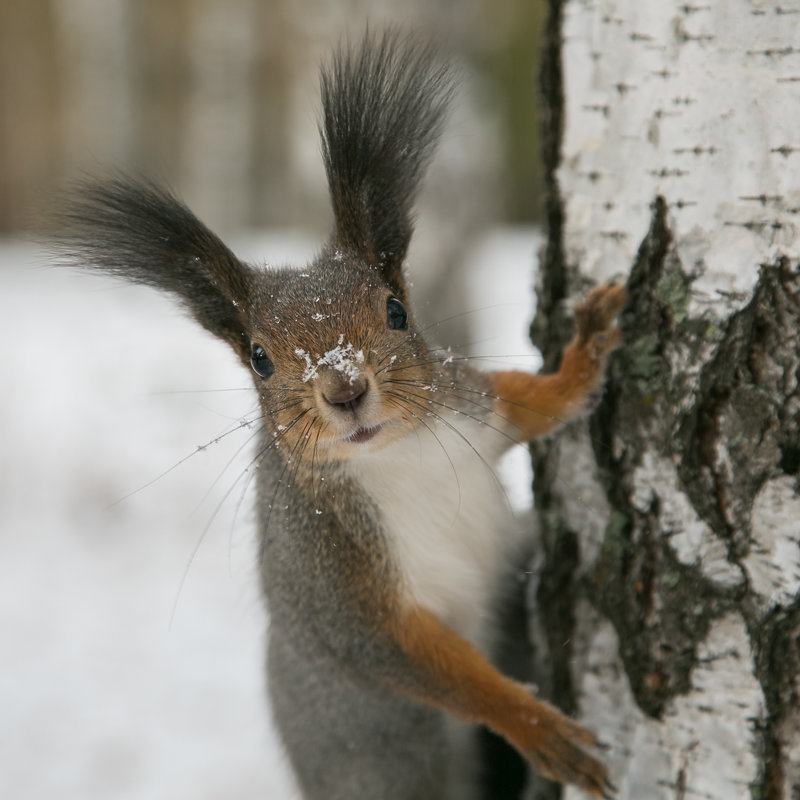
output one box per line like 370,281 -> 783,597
530,2 -> 800,798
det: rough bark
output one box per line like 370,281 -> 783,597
528,2 -> 800,798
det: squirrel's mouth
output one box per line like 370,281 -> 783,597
345,424 -> 383,444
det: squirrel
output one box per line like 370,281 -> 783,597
57,31 -> 624,800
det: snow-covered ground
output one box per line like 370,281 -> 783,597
0,229 -> 540,799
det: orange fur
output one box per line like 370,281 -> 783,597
490,284 -> 626,442
387,604 -> 610,797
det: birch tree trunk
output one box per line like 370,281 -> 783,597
528,2 -> 800,798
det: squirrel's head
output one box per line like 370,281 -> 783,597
245,31 -> 451,462
59,33 -> 450,464
247,246 -> 431,462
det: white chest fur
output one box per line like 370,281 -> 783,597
348,413 -> 520,647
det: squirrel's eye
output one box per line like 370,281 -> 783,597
250,344 -> 274,379
386,296 -> 408,330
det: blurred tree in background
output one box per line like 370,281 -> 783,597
0,0 -> 546,236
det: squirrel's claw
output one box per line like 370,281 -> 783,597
601,777 -> 619,800
573,283 -> 627,362
517,697 -> 613,798
525,733 -> 611,799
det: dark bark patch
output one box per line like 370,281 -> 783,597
677,258 -> 800,549
589,510 -> 729,718
750,600 -> 800,800
536,198 -> 740,721
532,0 -> 574,373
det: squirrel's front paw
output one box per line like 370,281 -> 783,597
522,703 -> 614,798
573,284 -> 627,364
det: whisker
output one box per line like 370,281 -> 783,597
285,416 -> 318,509
149,386 -> 256,396
417,302 -> 526,335
439,380 -> 616,458
380,353 -> 541,376
185,400 -> 261,425
168,457 -> 256,630
108,391 -> 312,509
384,389 -> 514,513
107,411 -> 265,508
424,337 -> 537,360
385,379 -> 523,448
259,411 -> 314,570
384,394 -> 463,517
310,420 -> 325,505
231,410 -> 311,530
387,377 -> 615,520
190,424 -> 264,518
386,374 -> 593,446
169,408 -> 309,626
271,414 -> 317,525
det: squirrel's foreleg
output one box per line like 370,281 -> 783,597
489,284 -> 626,442
386,604 -> 612,798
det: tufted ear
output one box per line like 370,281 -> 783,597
319,31 -> 453,298
56,177 -> 253,363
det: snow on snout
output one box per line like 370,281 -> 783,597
295,334 -> 365,384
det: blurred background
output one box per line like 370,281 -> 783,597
1,1 -> 548,798
3,0 -> 550,335
1,0 -> 546,231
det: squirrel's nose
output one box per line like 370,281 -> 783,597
322,377 -> 369,412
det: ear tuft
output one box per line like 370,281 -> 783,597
54,177 -> 252,360
320,31 -> 454,296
